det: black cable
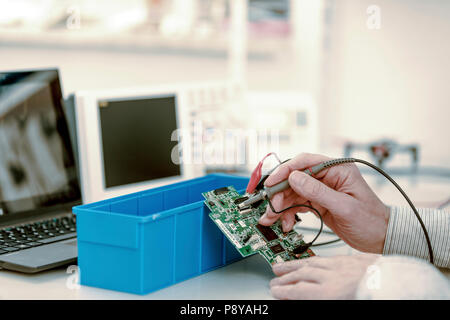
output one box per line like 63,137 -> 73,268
311,238 -> 342,247
350,158 -> 434,264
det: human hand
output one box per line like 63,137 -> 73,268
258,153 -> 389,253
270,254 -> 379,300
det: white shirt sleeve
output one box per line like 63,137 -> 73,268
356,255 -> 450,300
383,206 -> 450,268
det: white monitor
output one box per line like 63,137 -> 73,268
74,81 -> 246,203
74,85 -> 193,203
244,91 -> 319,165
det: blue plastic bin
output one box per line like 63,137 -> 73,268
73,174 -> 249,295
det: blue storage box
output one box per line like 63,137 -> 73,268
73,174 -> 249,295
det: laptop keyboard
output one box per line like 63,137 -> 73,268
0,215 -> 76,255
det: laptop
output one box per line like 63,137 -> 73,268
0,69 -> 81,273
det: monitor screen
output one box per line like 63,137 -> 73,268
0,70 -> 81,219
98,95 -> 181,189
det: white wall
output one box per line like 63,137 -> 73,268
1,0 -> 449,169
322,0 -> 450,167
0,47 -> 228,94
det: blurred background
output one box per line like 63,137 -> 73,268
1,0 -> 449,197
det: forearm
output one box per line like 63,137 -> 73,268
383,206 -> 450,268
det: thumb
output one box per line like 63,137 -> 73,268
288,171 -> 352,212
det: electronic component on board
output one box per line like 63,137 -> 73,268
203,186 -> 314,265
256,224 -> 278,241
239,208 -> 252,215
234,196 -> 249,205
213,187 -> 229,195
269,244 -> 285,255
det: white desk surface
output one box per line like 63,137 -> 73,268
0,174 -> 449,300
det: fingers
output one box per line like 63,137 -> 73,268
258,191 -> 285,224
272,259 -> 305,276
288,171 -> 355,214
280,211 -> 296,232
270,267 -> 330,287
259,210 -> 299,233
258,190 -> 289,223
270,255 -> 374,300
272,257 -> 331,276
271,282 -> 322,300
265,153 -> 332,187
266,190 -> 285,214
259,191 -> 305,226
270,257 -> 335,300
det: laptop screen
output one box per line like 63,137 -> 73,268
0,70 -> 81,220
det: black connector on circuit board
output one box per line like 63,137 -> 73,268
234,196 -> 249,205
213,187 -> 229,195
292,243 -> 311,255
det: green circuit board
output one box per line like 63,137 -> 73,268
202,186 -> 314,265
